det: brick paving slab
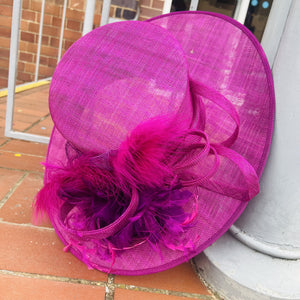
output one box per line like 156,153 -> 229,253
0,273 -> 106,300
0,151 -> 45,172
0,222 -> 108,282
0,168 -> 25,202
26,114 -> 53,136
0,140 -> 48,156
114,288 -> 212,300
115,263 -> 210,295
0,172 -> 48,225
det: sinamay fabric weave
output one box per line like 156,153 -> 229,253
34,12 -> 275,275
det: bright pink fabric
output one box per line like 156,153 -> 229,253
40,11 -> 275,275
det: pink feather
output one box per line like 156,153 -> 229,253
112,117 -> 184,192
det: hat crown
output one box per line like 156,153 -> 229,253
49,21 -> 191,153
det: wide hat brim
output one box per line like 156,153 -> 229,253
44,11 -> 275,275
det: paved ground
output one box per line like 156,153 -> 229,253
0,84 -> 216,300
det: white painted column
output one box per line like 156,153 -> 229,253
194,1 -> 300,299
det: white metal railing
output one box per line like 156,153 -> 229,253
4,0 -> 69,144
5,0 -> 140,144
5,0 -> 289,144
5,0 -> 51,143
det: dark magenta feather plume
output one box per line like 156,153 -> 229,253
34,117 -> 198,254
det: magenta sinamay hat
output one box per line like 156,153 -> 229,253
35,11 -> 275,275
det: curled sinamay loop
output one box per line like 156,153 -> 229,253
186,79 -> 259,200
35,79 -> 259,270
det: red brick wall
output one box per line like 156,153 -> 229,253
0,0 -> 164,89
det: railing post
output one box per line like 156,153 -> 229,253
34,0 -> 45,82
100,0 -> 112,26
233,0 -> 250,24
82,0 -> 96,35
5,0 -> 23,136
57,0 -> 68,62
5,0 -> 50,143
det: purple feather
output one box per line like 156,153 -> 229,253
34,117 -> 201,253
